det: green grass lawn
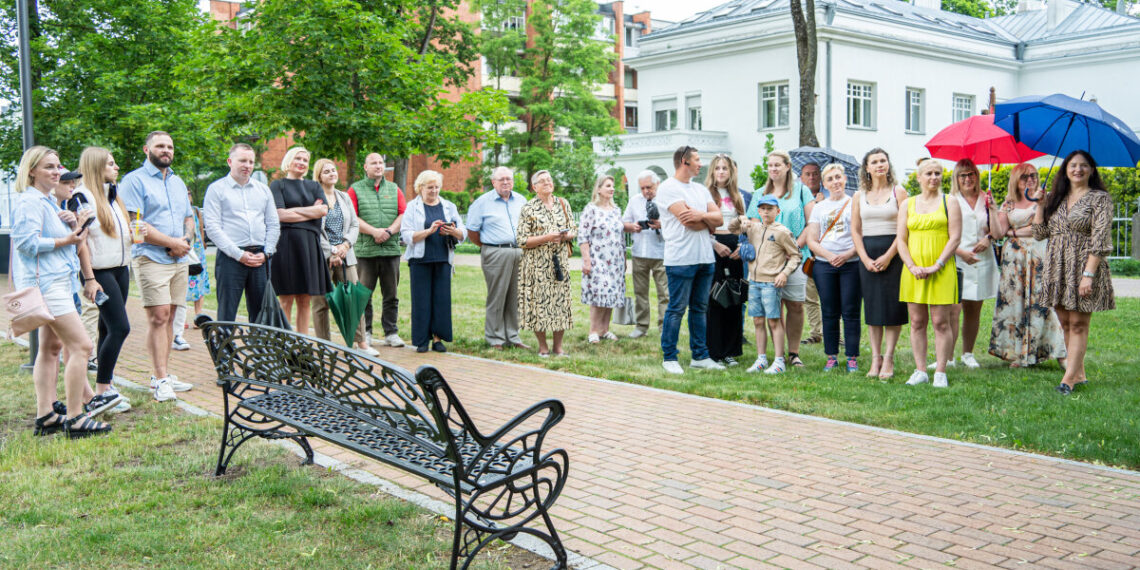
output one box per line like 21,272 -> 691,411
186,255 -> 1140,470
0,346 -> 526,568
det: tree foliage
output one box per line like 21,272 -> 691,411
0,0 -> 226,187
475,0 -> 622,193
193,0 -> 507,184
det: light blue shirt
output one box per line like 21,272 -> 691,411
11,190 -> 81,295
121,160 -> 192,264
203,174 -> 280,260
465,189 -> 525,246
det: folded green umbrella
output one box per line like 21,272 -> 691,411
325,280 -> 372,345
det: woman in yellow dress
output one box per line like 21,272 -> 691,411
897,158 -> 961,388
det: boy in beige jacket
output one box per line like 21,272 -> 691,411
729,195 -> 801,373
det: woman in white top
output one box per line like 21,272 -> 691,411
75,147 -> 135,414
850,148 -> 909,379
806,164 -> 861,373
702,155 -> 752,366
987,163 -> 1066,368
949,159 -> 999,369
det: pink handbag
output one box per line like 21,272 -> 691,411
4,285 -> 54,337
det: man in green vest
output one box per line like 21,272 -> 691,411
348,153 -> 406,349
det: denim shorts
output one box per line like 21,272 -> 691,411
747,281 -> 782,319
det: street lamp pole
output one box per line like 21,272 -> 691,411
16,0 -> 39,370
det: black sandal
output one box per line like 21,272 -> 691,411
34,412 -> 66,436
52,400 -> 67,416
65,414 -> 112,439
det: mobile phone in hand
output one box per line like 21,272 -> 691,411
94,290 -> 110,306
79,216 -> 95,232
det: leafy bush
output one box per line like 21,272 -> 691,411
1110,258 -> 1140,276
440,191 -> 472,213
904,164 -> 1140,206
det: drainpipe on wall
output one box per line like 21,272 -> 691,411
825,39 -> 832,148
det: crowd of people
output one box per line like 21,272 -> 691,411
9,133 -> 1116,437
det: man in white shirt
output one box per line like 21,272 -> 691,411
656,146 -> 724,374
204,143 -> 281,323
621,171 -> 668,338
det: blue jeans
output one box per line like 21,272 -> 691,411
661,263 -> 715,362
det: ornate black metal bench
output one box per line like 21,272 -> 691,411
199,321 -> 569,569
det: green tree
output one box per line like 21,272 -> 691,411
475,0 -> 622,193
0,0 -> 226,185
194,0 -> 507,185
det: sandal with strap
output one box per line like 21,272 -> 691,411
65,413 -> 112,440
788,353 -> 805,368
34,411 -> 67,436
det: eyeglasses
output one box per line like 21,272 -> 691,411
957,173 -> 977,179
1019,174 -> 1039,181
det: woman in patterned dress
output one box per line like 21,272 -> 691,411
516,170 -> 578,357
987,163 -> 1066,368
579,175 -> 627,344
1031,150 -> 1114,395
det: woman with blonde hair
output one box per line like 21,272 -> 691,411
12,146 -> 117,437
74,146 -> 134,413
898,158 -> 962,388
703,155 -> 752,366
517,170 -> 577,356
270,146 -> 331,333
946,159 -> 999,370
579,174 -> 627,343
401,170 -> 466,353
744,150 -> 815,367
988,163 -> 1066,368
806,164 -> 860,372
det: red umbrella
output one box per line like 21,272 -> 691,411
925,114 -> 1046,165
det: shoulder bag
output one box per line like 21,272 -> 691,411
802,198 -> 849,276
4,219 -> 56,337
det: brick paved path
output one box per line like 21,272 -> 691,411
7,293 -> 1140,569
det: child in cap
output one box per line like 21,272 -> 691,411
729,195 -> 801,373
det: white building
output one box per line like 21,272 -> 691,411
598,0 -> 1140,187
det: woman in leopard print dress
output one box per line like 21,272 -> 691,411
1031,150 -> 1114,395
516,170 -> 578,356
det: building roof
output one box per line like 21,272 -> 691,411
652,0 -> 1140,45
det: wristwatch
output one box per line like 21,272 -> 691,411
1082,271 -> 1095,278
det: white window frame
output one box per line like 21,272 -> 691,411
653,98 -> 678,132
758,82 -> 790,130
503,14 -> 526,31
952,93 -> 975,122
905,88 -> 924,134
686,94 -> 702,131
847,81 -> 875,130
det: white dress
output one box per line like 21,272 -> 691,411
954,194 -> 999,301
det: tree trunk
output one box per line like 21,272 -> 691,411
393,158 -> 408,191
790,0 -> 820,147
343,139 -> 358,186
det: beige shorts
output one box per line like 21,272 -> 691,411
133,257 -> 189,308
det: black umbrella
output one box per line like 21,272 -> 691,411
789,146 -> 860,195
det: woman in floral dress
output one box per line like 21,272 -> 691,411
516,170 -> 578,357
988,163 -> 1066,368
579,175 -> 627,343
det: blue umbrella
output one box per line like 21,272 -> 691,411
993,93 -> 1140,167
788,146 -> 859,195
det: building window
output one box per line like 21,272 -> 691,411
953,93 -> 974,122
653,98 -> 677,131
686,94 -> 702,131
905,88 -> 924,133
625,26 -> 637,47
625,106 -> 638,132
503,14 -> 525,31
623,67 -> 637,89
758,82 -> 789,130
847,81 -> 875,129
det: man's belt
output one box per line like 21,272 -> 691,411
483,243 -> 517,248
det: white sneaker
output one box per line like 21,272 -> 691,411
171,337 -> 191,351
110,399 -> 132,413
356,345 -> 381,356
153,378 -> 178,402
690,358 -> 726,370
906,370 -> 929,385
384,333 -> 406,348
764,359 -> 786,375
746,356 -> 770,373
933,372 -> 949,388
961,353 -> 980,369
928,359 -> 957,370
662,361 -> 684,374
150,375 -> 193,392
628,329 -> 647,339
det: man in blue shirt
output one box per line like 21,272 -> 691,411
121,131 -> 195,402
204,143 -> 280,324
466,166 -> 528,349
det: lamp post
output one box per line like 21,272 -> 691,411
16,0 -> 39,371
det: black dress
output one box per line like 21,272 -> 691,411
270,178 -> 332,296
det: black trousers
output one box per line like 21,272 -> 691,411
93,265 -> 130,385
707,234 -> 745,361
409,261 -> 453,348
215,252 -> 268,323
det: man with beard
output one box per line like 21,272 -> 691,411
204,143 -> 280,324
121,131 -> 196,402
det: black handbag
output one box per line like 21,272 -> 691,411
709,267 -> 746,309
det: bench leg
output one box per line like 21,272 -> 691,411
294,436 -> 314,466
215,418 -> 255,477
